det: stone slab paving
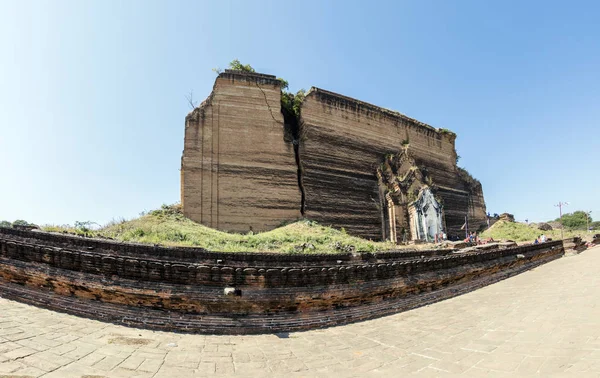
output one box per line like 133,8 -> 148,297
1,246 -> 600,377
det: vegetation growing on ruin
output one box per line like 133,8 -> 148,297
281,89 -> 306,118
212,59 -> 255,74
438,128 -> 456,137
480,220 -> 591,242
41,204 -> 401,253
457,167 -> 481,192
213,59 -> 306,119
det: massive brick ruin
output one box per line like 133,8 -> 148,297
182,70 -> 487,241
0,71 -> 572,335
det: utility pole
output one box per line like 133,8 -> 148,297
554,201 -> 569,240
586,211 -> 592,233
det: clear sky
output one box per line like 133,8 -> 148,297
1,0 -> 598,226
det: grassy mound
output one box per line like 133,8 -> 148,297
42,204 -> 398,254
480,220 -> 588,242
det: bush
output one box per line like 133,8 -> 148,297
556,211 -> 592,229
149,203 -> 184,220
281,89 -> 306,118
227,59 -> 255,73
0,220 -> 11,228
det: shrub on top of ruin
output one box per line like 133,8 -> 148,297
439,128 -> 456,136
281,89 -> 306,118
277,78 -> 289,90
227,59 -> 255,73
282,89 -> 305,117
213,60 -> 305,118
12,219 -> 29,227
0,220 -> 11,228
212,59 -> 256,75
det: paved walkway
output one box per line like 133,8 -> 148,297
1,247 -> 599,377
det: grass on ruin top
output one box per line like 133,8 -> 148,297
42,205 -> 399,254
480,220 -> 591,242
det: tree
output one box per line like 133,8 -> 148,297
281,89 -> 306,117
0,220 -> 11,228
12,220 -> 29,227
185,90 -> 198,110
556,211 -> 592,229
277,78 -> 289,90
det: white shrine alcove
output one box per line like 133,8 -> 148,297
408,188 -> 444,242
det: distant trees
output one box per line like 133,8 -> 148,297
555,211 -> 593,230
0,219 -> 38,228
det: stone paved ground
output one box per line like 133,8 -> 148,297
1,246 -> 599,377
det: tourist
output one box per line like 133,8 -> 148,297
534,236 -> 539,245
540,234 -> 547,243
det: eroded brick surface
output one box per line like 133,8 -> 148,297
181,70 -> 487,241
0,228 -> 564,334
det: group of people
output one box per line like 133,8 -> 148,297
465,231 -> 479,244
463,232 -> 495,245
533,234 -> 547,244
433,232 -> 447,243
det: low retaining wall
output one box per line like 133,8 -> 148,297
563,237 -> 587,255
0,228 -> 564,334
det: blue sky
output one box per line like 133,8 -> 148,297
1,0 -> 598,226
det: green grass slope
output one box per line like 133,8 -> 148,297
42,204 -> 398,254
480,220 -> 589,242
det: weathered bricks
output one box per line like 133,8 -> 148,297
0,227 -> 564,334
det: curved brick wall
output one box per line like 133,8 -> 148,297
0,228 -> 564,334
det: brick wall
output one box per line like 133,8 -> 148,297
0,228 -> 563,334
181,72 -> 487,241
181,70 -> 301,232
300,88 -> 487,240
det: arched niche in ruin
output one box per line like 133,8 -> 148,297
377,147 -> 446,243
408,188 -> 444,242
